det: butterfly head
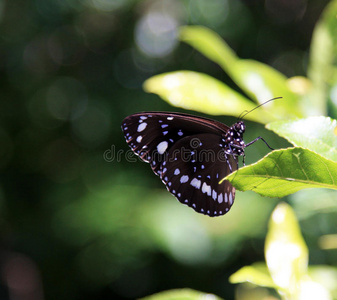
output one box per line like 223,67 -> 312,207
233,121 -> 245,135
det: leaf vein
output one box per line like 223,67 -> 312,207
237,174 -> 337,189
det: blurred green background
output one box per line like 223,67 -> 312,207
1,0 -> 336,299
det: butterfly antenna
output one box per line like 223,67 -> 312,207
239,97 -> 282,120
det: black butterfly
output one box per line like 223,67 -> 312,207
121,112 -> 273,217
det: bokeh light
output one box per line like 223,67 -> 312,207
0,0 -> 335,299
135,10 -> 179,57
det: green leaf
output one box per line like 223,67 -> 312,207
308,265 -> 337,295
266,116 -> 337,161
140,288 -> 223,300
307,0 -> 337,115
179,26 -> 300,118
224,147 -> 337,198
229,263 -> 277,289
265,203 -> 308,293
230,60 -> 301,118
143,71 -> 274,123
179,25 -> 238,72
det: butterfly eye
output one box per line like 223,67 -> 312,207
234,121 -> 245,133
240,122 -> 245,133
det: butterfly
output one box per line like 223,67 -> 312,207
121,109 -> 274,217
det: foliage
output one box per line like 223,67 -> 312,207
225,147 -> 337,198
267,117 -> 337,161
1,0 -> 337,299
144,13 -> 337,197
141,288 -> 222,300
230,203 -> 337,300
141,1 -> 337,300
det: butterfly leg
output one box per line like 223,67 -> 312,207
225,153 -> 233,172
245,136 -> 274,150
226,145 -> 239,171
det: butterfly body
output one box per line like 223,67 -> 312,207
121,112 -> 255,217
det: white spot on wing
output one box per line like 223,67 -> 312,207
218,193 -> 223,203
229,192 -> 233,205
137,122 -> 147,132
180,175 -> 189,183
157,141 -> 168,154
190,178 -> 201,189
136,136 -> 142,143
202,182 -> 211,196
212,190 -> 217,200
174,168 -> 180,175
140,116 -> 147,120
167,116 -> 174,120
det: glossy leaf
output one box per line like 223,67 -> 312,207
140,288 -> 223,300
143,71 -> 275,123
179,25 -> 238,72
308,265 -> 337,295
267,116 -> 337,161
229,263 -> 277,289
179,25 -> 300,118
225,147 -> 337,197
265,203 -> 308,292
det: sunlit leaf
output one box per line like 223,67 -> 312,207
297,279 -> 332,300
225,147 -> 337,197
307,0 -> 337,116
179,26 -> 300,118
267,116 -> 337,161
231,60 -> 301,118
179,25 -> 238,71
143,71 -> 275,123
140,288 -> 223,300
308,265 -> 337,296
229,263 -> 277,289
265,203 -> 308,293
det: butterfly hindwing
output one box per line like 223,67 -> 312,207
159,134 -> 237,216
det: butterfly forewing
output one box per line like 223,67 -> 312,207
121,112 -> 240,217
